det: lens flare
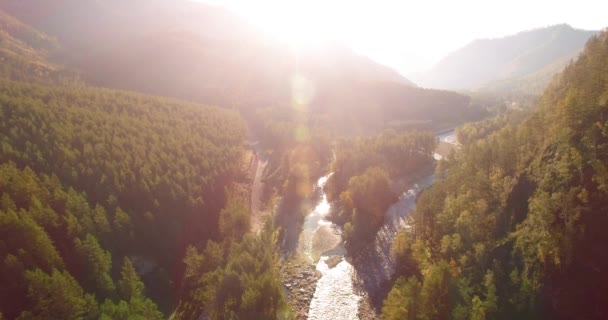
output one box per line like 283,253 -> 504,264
291,74 -> 315,110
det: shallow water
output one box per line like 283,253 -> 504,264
297,174 -> 362,320
302,131 -> 453,318
297,174 -> 338,261
308,257 -> 361,320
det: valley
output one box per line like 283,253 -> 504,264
0,1 -> 606,320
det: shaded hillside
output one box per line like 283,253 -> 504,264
420,24 -> 597,92
0,10 -> 74,82
383,30 -> 608,320
0,0 -> 413,100
482,52 -> 577,96
0,79 -> 247,317
310,81 -> 477,134
0,0 -> 486,134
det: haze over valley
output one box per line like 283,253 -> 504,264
0,1 -> 607,320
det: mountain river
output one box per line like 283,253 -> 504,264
294,131 -> 457,319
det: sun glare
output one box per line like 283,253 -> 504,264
210,0 -> 346,48
197,0 -> 608,74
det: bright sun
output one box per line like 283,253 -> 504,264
195,0 -> 406,69
202,0 -> 348,48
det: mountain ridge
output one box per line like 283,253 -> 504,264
418,24 -> 598,93
0,0 -> 484,135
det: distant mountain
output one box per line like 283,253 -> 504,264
0,0 -> 414,102
482,51 -> 577,96
0,10 -> 74,82
419,24 -> 598,93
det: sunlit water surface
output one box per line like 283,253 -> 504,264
298,174 -> 362,320
304,131 -> 455,318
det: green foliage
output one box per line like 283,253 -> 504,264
381,277 -> 421,320
0,163 -> 164,318
0,10 -> 77,84
382,31 -> 608,320
18,268 -> 98,320
328,130 -> 436,201
252,106 -> 331,201
456,111 -> 528,145
0,77 -> 247,317
327,130 -> 436,244
391,232 -> 420,277
176,231 -> 290,320
99,258 -> 163,320
219,195 -> 251,241
0,79 -> 246,258
117,258 -> 144,302
341,167 -> 395,242
74,234 -> 115,296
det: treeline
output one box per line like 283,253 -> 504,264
310,82 -> 486,135
1,2 -> 488,137
0,79 -> 248,317
326,131 -> 436,245
455,110 -> 528,145
382,31 -> 608,320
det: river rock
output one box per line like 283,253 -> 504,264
325,256 -> 343,269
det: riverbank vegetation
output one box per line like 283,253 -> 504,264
455,110 -> 528,145
3,3 -> 602,319
382,31 -> 608,320
251,105 -> 332,203
326,130 -> 437,245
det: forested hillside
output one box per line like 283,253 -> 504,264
326,131 -> 437,245
4,2 -> 597,319
382,31 -> 608,320
0,79 -> 250,318
0,0 -> 486,134
0,163 -> 163,319
0,10 -> 74,83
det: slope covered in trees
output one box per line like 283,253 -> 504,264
0,163 -> 163,319
176,225 -> 290,319
0,79 -> 249,317
420,24 -> 597,93
0,1 -> 486,134
0,10 -> 74,83
383,30 -> 608,320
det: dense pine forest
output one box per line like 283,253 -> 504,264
382,31 -> 608,320
0,3 -> 301,317
0,79 -> 255,318
0,1 -> 606,320
0,11 -> 75,84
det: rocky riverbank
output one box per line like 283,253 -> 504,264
281,257 -> 321,319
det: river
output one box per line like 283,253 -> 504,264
299,173 -> 436,319
291,131 -> 457,319
298,174 -> 361,320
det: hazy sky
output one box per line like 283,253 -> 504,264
197,0 -> 607,75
